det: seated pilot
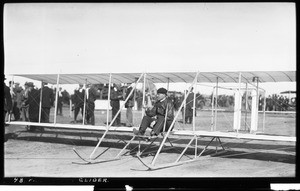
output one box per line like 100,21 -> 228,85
133,88 -> 174,137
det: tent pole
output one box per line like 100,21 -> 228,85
192,81 -> 197,132
38,81 -> 43,123
262,90 -> 266,133
183,89 -> 186,124
141,73 -> 146,119
256,77 -> 260,132
106,74 -> 112,127
214,77 -> 219,131
244,82 -> 248,131
210,87 -> 215,131
54,74 -> 60,124
237,72 -> 242,134
82,79 -> 87,125
194,78 -> 198,156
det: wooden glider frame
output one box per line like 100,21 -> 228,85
5,71 -> 296,170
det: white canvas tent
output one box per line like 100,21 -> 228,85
10,71 -> 295,84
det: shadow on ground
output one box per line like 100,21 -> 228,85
5,128 -> 296,165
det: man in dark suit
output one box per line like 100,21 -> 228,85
4,77 -> 13,142
40,82 -> 54,123
56,87 -> 63,116
73,84 -> 85,123
4,79 -> 12,124
12,82 -> 22,121
86,84 -> 98,125
125,83 -> 135,127
25,82 -> 40,131
185,87 -> 195,124
110,84 -> 123,126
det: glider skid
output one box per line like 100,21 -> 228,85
72,135 -> 141,165
72,147 -> 122,165
135,135 -> 229,171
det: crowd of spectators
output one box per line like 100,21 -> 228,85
263,94 -> 295,111
5,80 -> 295,130
5,81 -> 70,130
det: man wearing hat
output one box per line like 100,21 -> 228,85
110,84 -> 123,126
86,84 -> 98,125
40,82 -> 54,123
73,84 -> 85,123
4,77 -> 12,124
125,83 -> 135,127
133,87 -> 174,136
185,87 -> 195,124
25,82 -> 41,131
20,82 -> 30,121
11,82 -> 22,121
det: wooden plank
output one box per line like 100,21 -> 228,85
173,130 -> 296,142
7,121 -> 295,142
6,121 -> 137,132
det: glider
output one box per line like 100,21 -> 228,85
5,70 -> 296,170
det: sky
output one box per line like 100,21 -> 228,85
3,3 -> 296,95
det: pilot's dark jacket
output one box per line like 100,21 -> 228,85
139,97 -> 175,136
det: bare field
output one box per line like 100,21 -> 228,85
4,107 -> 296,179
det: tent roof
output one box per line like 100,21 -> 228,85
9,71 -> 296,85
280,91 -> 296,94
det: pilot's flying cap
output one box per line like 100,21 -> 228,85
157,88 -> 167,95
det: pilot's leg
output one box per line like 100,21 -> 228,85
152,115 -> 165,136
135,115 -> 153,135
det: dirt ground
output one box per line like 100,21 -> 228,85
3,108 -> 296,183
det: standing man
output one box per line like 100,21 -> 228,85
86,84 -> 98,125
73,84 -> 85,123
25,82 -> 40,131
125,83 -> 135,127
40,82 -> 54,123
185,87 -> 195,124
133,88 -> 174,136
110,84 -> 123,126
57,87 -> 63,116
4,78 -> 12,124
12,82 -> 21,121
21,82 -> 29,121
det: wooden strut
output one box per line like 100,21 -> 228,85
72,73 -> 145,163
136,135 -> 229,171
117,133 -> 176,158
72,134 -> 173,165
134,73 -> 204,170
74,74 -> 174,165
